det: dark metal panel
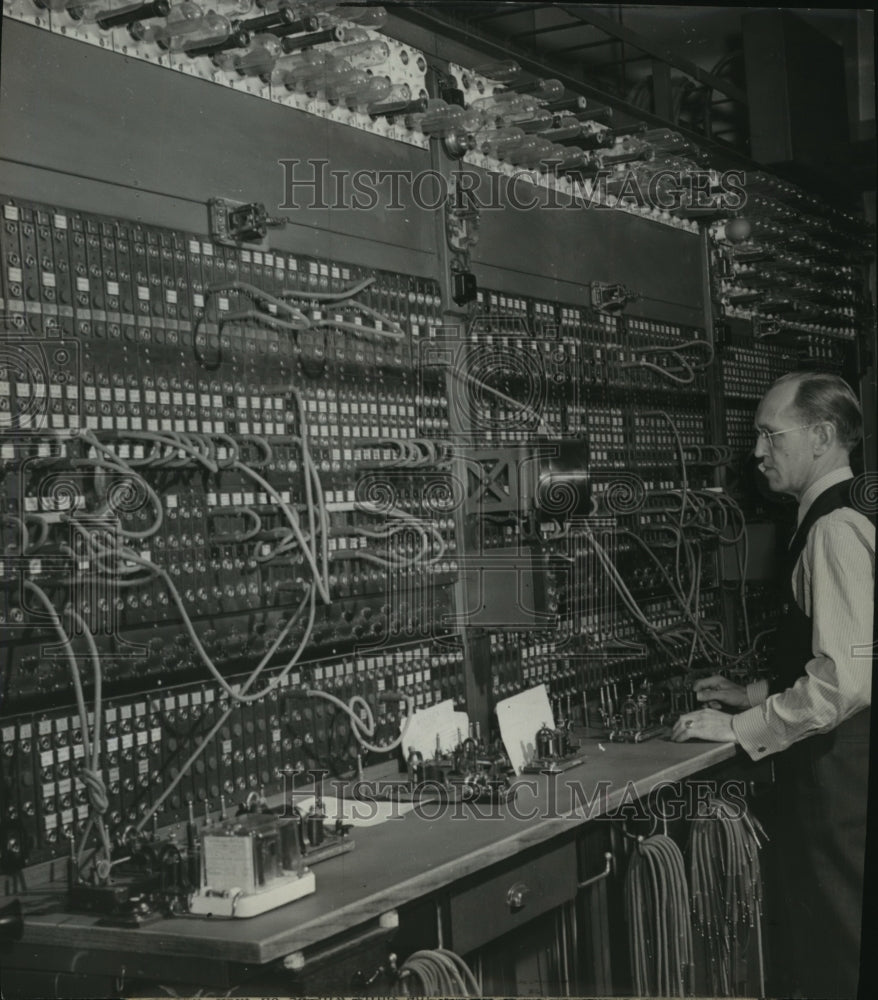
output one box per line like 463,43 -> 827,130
470,260 -> 704,327
0,20 -> 436,256
744,11 -> 848,175
742,12 -> 793,165
0,160 -> 441,278
466,168 -> 704,321
0,19 -> 703,319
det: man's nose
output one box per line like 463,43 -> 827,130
753,436 -> 768,459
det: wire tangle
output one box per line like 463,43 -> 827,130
22,382 -> 426,837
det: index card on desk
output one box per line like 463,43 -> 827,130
496,685 -> 554,774
401,699 -> 470,760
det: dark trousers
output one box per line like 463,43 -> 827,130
769,710 -> 871,999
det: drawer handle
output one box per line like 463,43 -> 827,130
578,851 -> 614,890
506,882 -> 530,911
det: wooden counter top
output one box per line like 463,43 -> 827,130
8,738 -> 738,966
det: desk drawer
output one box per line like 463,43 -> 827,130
449,840 -> 577,953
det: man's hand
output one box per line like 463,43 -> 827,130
692,674 -> 750,709
671,708 -> 739,744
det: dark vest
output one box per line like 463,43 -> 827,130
769,476 -> 871,762
770,478 -> 855,694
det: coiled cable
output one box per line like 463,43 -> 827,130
689,797 -> 766,996
625,833 -> 693,997
397,948 -> 481,997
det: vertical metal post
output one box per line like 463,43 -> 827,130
424,122 -> 492,733
699,223 -> 738,653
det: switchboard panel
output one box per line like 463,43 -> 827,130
0,6 -> 872,939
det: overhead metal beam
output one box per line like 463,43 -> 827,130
550,37 -> 625,56
554,4 -> 748,104
466,4 -> 545,22
507,20 -> 596,41
589,53 -> 653,70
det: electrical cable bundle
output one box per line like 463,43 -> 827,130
32,399 -> 416,836
618,338 -> 715,385
23,581 -> 110,882
624,834 -> 694,997
689,798 -> 766,997
578,408 -> 763,671
193,276 -> 407,372
354,436 -> 452,468
396,948 -> 481,997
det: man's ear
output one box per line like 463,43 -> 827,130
812,421 -> 835,454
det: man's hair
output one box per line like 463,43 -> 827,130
773,371 -> 863,450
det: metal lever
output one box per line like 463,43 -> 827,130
578,850 -> 614,889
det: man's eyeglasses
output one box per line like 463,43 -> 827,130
754,423 -> 817,446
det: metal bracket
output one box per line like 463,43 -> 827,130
444,173 -> 480,303
445,173 -> 481,254
208,197 -> 287,249
590,281 -> 637,312
752,316 -> 781,340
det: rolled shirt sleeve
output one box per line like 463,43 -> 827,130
733,510 -> 874,761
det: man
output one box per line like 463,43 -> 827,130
671,371 -> 874,1000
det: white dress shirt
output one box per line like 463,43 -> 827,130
732,467 -> 874,760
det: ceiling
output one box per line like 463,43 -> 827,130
400,3 -> 874,186
442,5 -> 863,72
